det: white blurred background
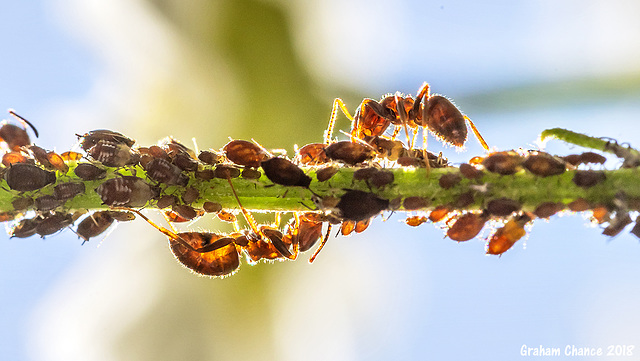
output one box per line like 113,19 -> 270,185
2,0 -> 640,360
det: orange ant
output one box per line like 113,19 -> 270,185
324,82 -> 489,151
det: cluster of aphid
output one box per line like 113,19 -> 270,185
1,82 -> 639,278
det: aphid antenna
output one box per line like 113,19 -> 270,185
250,138 -> 274,157
7,109 -> 39,138
191,137 -> 200,156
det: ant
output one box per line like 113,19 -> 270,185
0,110 -> 39,151
324,82 -> 489,152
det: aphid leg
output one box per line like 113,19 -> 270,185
8,109 -> 39,138
464,115 -> 490,152
325,98 -> 354,145
309,223 -> 332,263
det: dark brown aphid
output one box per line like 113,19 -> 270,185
602,212 -> 632,237
296,143 -> 328,165
36,212 -> 73,237
87,139 -> 139,168
12,196 -> 34,211
76,211 -> 116,242
4,163 -> 56,192
53,182 -> 86,201
403,196 -> 429,210
316,165 -> 339,182
156,194 -> 178,209
405,215 -> 428,227
10,217 -> 40,238
223,139 -> 269,168
579,152 -> 606,165
369,169 -> 394,188
172,153 -> 199,172
195,168 -> 215,181
203,201 -> 222,213
241,168 -> 262,180
533,202 -> 564,219
561,154 -> 582,167
78,129 -> 135,151
324,141 -> 376,165
35,195 -> 63,212
486,198 -> 521,217
181,187 -> 200,204
198,150 -> 224,165
213,165 -> 241,179
482,151 -> 523,175
0,110 -> 39,151
429,205 -> 452,222
439,172 -> 462,189
353,167 -> 378,181
447,212 -> 488,242
459,163 -> 484,180
145,158 -> 188,186
486,214 -> 530,255
73,163 -> 107,181
630,218 -> 640,239
572,170 -> 606,188
171,205 -> 202,221
335,190 -> 389,221
455,191 -> 475,208
96,176 -> 158,207
261,157 -> 312,188
568,198 -> 590,212
523,153 -> 566,177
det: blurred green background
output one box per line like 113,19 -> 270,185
2,0 -> 640,360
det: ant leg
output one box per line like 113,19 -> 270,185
324,98 -> 354,145
464,116 -> 490,151
121,207 -> 202,253
8,109 -> 39,138
308,223 -> 332,263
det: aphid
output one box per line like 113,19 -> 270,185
438,172 -> 462,189
35,195 -> 63,212
405,215 -> 428,227
144,158 -> 188,186
296,143 -> 328,165
486,214 -> 531,255
46,151 -> 69,173
590,205 -> 610,224
334,190 -> 389,221
369,169 -> 394,188
156,194 -> 178,209
486,198 -> 521,217
0,110 -> 39,151
403,196 -> 429,210
171,205 -> 202,221
340,220 -> 356,236
354,218 -> 371,233
459,163 -> 484,180
213,165 -> 241,179
53,182 -> 86,201
260,157 -> 312,188
4,163 -> 56,192
429,205 -> 452,222
324,141 -> 376,165
203,201 -> 222,213
95,176 -> 158,207
73,163 -> 107,181
316,165 -> 340,182
12,196 -> 34,211
533,202 -> 564,219
568,198 -> 590,212
181,187 -> 200,204
353,167 -> 378,181
87,139 -> 139,168
0,211 -> 16,222
2,151 -> 31,166
10,217 -> 40,238
572,170 -> 606,188
198,150 -> 224,165
522,153 -> 566,177
630,218 -> 640,239
241,168 -> 262,180
223,139 -> 269,168
76,211 -> 134,242
455,191 -> 475,208
603,139 -> 640,168
78,129 -> 135,152
172,153 -> 199,172
482,151 -> 523,175
60,151 -> 83,161
579,152 -> 606,165
36,212 -> 73,237
217,210 -> 237,223
447,212 -> 488,242
195,168 -> 215,181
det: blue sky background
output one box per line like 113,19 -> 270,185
1,1 -> 640,360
